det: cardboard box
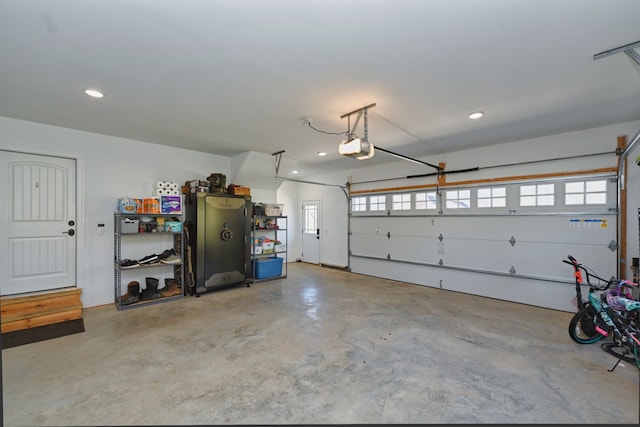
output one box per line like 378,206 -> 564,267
255,257 -> 283,279
161,195 -> 182,214
164,221 -> 182,233
228,184 -> 251,196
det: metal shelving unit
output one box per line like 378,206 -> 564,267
251,215 -> 287,283
114,212 -> 185,310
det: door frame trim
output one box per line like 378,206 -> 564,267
0,146 -> 85,297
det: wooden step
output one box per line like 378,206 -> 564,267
1,288 -> 83,333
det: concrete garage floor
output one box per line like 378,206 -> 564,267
3,262 -> 639,425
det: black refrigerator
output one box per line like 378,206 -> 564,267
184,192 -> 252,295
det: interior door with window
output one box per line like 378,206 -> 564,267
301,200 -> 320,264
0,150 -> 77,295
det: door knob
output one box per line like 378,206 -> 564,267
63,229 -> 75,236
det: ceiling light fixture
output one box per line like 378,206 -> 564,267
84,88 -> 104,98
468,111 -> 484,120
317,151 -> 327,156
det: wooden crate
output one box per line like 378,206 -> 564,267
228,184 -> 251,196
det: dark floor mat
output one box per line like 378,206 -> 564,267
1,319 -> 85,349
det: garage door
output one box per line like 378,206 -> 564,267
348,173 -> 618,312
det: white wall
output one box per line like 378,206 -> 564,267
0,117 -> 234,308
276,180 -> 300,261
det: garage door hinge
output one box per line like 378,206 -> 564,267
510,266 -> 517,275
387,231 -> 391,239
438,259 -> 444,266
438,233 -> 443,242
509,236 -> 516,246
387,253 -> 391,260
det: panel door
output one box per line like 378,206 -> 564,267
0,151 -> 77,295
301,200 -> 320,264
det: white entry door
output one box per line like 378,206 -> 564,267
0,151 -> 77,295
301,200 -> 320,264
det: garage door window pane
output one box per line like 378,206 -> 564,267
351,196 -> 367,212
446,189 -> 470,209
370,195 -> 386,211
415,192 -> 436,210
478,187 -> 506,208
392,194 -> 411,210
565,180 -> 606,205
520,184 -> 555,207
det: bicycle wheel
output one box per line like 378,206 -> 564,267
569,305 -> 604,344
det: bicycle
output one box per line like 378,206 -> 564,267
563,254 -> 619,343
563,254 -> 640,371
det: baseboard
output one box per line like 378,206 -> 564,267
1,318 -> 85,349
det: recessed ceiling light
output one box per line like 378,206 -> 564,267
468,111 -> 484,120
317,152 -> 327,156
84,89 -> 104,98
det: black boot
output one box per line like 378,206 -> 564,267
121,281 -> 140,305
141,277 -> 161,300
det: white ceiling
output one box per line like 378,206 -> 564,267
1,0 -> 640,177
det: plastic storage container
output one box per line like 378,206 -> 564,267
254,257 -> 283,279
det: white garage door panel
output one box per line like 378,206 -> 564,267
437,266 -> 575,312
350,234 -> 388,258
349,257 -> 440,288
350,211 -> 617,312
387,235 -> 436,262
434,215 -> 613,244
349,256 -> 576,312
437,234 -> 615,279
510,241 -> 615,279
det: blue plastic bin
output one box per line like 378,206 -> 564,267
255,257 -> 283,279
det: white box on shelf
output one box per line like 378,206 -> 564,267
120,219 -> 139,234
265,204 -> 284,216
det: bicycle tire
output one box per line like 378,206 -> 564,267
568,305 -> 604,344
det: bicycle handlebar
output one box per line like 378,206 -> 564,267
563,254 -> 615,290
